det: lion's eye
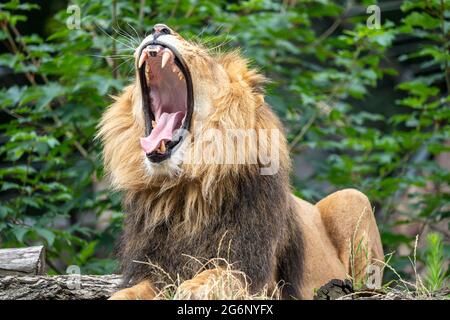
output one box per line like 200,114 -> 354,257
151,24 -> 172,36
161,27 -> 171,35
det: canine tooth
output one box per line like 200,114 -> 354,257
138,50 -> 148,68
152,120 -> 157,128
161,51 -> 171,68
172,66 -> 177,73
178,72 -> 184,80
160,140 -> 166,153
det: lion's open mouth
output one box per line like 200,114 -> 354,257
137,41 -> 193,163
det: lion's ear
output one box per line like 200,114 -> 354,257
212,53 -> 267,129
218,51 -> 267,94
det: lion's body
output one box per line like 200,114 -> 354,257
112,187 -> 383,299
293,191 -> 384,298
99,25 -> 384,300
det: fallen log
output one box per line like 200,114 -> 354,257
0,246 -> 45,276
0,246 -> 121,300
1,274 -> 448,300
0,274 -> 122,300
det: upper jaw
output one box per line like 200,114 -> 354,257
136,39 -> 194,164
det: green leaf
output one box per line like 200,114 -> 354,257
403,12 -> 441,30
12,226 -> 29,243
35,83 -> 66,110
78,240 -> 98,264
35,228 -> 55,246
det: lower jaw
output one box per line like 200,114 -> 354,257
146,149 -> 172,162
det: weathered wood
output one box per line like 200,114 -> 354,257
0,246 -> 45,276
0,246 -> 121,300
0,274 -> 447,300
0,275 -> 122,300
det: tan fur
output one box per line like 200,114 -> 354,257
98,48 -> 288,236
176,269 -> 225,299
297,189 -> 384,298
100,29 -> 384,300
109,280 -> 157,300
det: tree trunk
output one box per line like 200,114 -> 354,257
0,246 -> 45,276
0,275 -> 122,300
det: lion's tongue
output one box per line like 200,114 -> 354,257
140,111 -> 184,154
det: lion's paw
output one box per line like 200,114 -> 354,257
175,269 -> 222,300
108,281 -> 156,300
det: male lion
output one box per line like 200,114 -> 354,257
98,24 -> 384,300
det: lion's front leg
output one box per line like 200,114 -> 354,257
175,269 -> 227,300
109,280 -> 157,300
315,188 -> 384,282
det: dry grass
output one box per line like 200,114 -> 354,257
133,256 -> 281,300
341,235 -> 449,300
130,231 -> 448,300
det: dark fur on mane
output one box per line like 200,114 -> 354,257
117,165 -> 303,299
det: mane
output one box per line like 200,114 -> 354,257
98,49 -> 291,236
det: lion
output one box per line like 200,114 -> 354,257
97,24 -> 384,300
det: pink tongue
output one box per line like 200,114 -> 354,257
140,112 -> 184,154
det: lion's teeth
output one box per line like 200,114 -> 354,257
138,50 -> 148,68
152,120 -> 157,128
161,51 -> 171,68
178,72 -> 184,80
172,66 -> 177,73
156,140 -> 166,154
160,140 -> 166,153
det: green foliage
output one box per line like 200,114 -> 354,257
424,233 -> 447,291
0,0 -> 448,286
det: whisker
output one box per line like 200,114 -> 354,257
125,64 -> 136,79
126,21 -> 142,44
116,47 -> 134,53
111,24 -> 139,48
95,22 -> 135,50
207,37 -> 233,53
189,23 -> 228,48
119,23 -> 141,47
112,21 -> 137,42
116,29 -> 139,46
112,56 -> 134,74
89,54 -> 133,59
197,24 -> 209,38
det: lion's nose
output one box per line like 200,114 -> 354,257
152,24 -> 172,38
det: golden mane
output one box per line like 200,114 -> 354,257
97,49 -> 290,235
